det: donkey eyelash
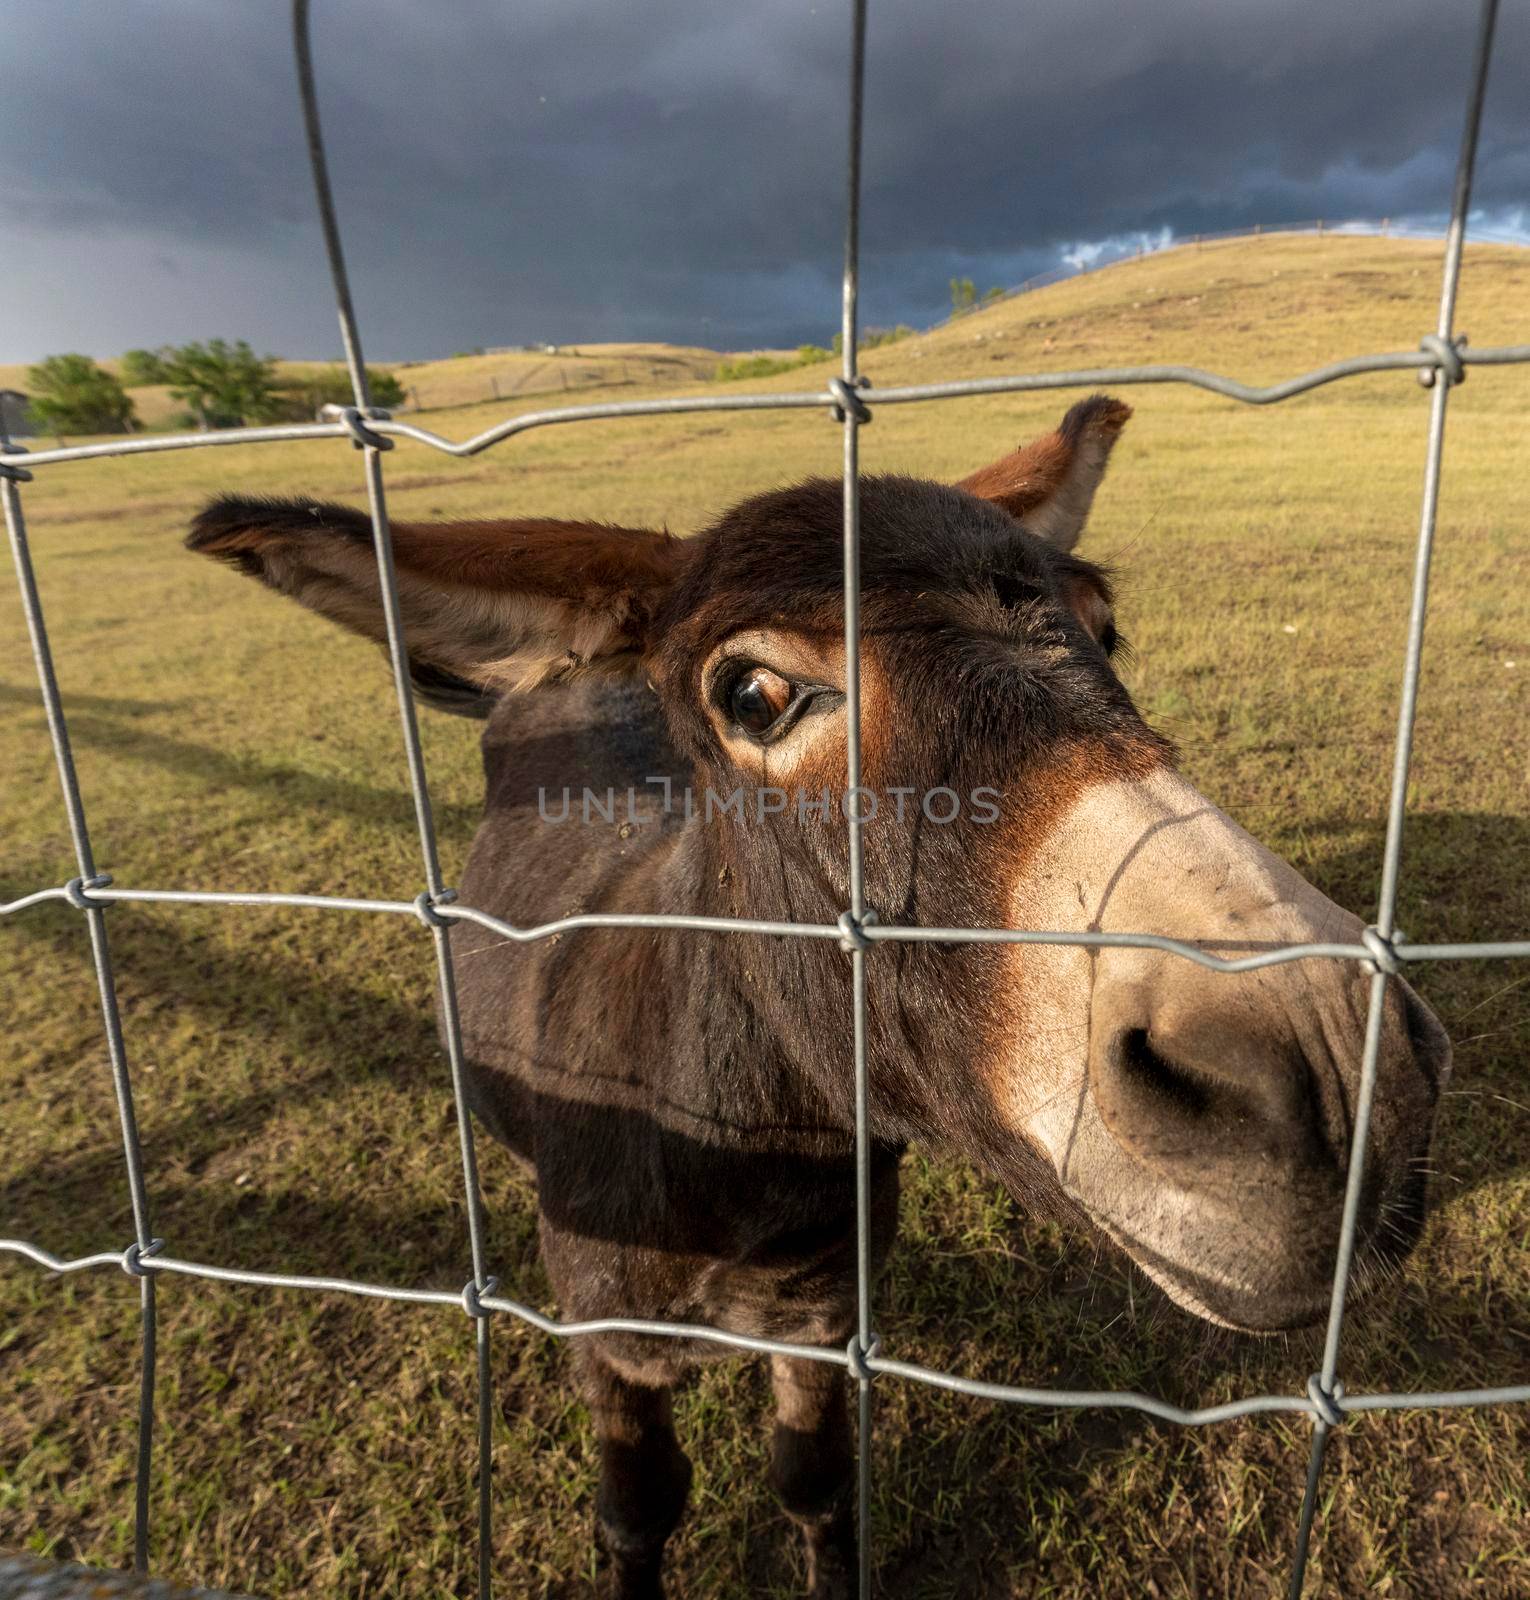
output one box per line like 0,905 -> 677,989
712,661 -> 843,744
1101,625 -> 1135,666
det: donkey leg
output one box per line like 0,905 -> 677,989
770,1354 -> 856,1598
582,1347 -> 692,1600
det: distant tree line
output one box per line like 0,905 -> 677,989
24,342 -> 405,437
23,285 -> 1006,435
712,325 -> 914,382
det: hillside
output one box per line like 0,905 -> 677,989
385,342 -> 736,412
8,234 -> 1524,438
715,232 -> 1530,393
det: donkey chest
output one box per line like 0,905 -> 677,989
543,1195 -> 869,1384
537,1137 -> 901,1387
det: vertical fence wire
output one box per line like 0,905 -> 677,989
291,4 -> 496,1593
1285,1 -> 1501,1592
1,0 -> 1527,1595
833,3 -> 875,1594
1,465 -> 159,1573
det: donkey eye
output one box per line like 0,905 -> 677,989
729,666 -> 793,735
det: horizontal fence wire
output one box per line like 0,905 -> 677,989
7,339 -> 1530,475
0,0 -> 1525,1595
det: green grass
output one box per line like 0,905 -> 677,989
3,233 -> 1529,1597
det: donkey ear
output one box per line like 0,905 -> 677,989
187,496 -> 688,702
956,394 -> 1131,552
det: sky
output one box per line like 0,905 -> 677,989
5,0 -> 1529,364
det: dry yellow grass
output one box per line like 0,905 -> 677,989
2,233 -> 1528,1598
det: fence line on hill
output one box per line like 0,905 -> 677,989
3,1 -> 1529,1597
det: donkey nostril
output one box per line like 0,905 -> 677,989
1116,1027 -> 1216,1119
1102,1021 -> 1320,1169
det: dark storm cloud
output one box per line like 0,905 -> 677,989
5,0 -> 1528,361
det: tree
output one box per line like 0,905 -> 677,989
161,339 -> 278,428
26,354 -> 137,435
949,276 -> 977,315
120,347 -> 171,386
270,364 -> 405,420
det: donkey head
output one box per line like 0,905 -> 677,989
188,395 -> 1449,1332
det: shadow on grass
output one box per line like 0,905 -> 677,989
3,808 -> 1526,1595
0,682 -> 189,719
0,881 -> 447,1263
0,695 -> 482,837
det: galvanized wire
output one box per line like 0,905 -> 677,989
835,10 -> 876,1596
2,456 -> 158,1576
289,8 -> 498,1592
2,0 -> 1528,1596
1285,4 -> 1504,1590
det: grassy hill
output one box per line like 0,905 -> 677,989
2,233 -> 1528,1599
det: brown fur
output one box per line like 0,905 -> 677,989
185,397 -> 1446,1596
957,394 -> 1132,548
188,497 -> 685,691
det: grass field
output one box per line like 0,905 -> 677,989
3,232 -> 1529,1598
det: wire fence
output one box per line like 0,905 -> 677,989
2,1 -> 1528,1596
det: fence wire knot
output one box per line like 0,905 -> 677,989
461,1276 -> 499,1319
413,888 -> 459,930
63,874 -> 112,911
1306,1374 -> 1346,1427
1417,333 -> 1467,388
121,1239 -> 165,1279
827,376 -> 872,424
846,1331 -> 882,1382
1359,925 -> 1406,976
336,406 -> 395,451
837,908 -> 878,953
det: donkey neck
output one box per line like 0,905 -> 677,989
463,678 -> 858,1158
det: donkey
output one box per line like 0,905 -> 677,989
187,395 -> 1449,1598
